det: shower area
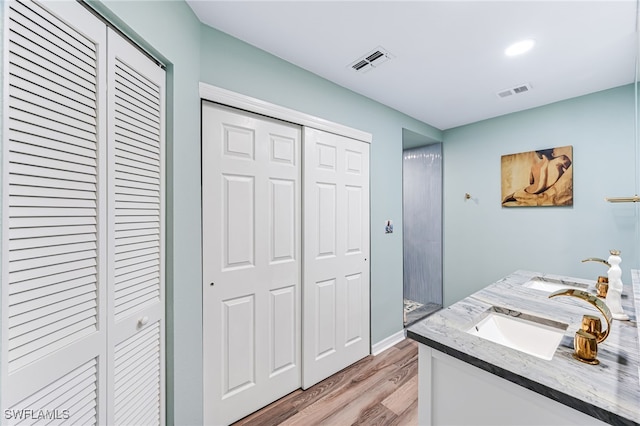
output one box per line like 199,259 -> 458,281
403,141 -> 443,326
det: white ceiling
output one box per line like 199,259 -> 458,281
186,1 -> 638,130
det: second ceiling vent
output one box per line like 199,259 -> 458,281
497,83 -> 533,99
349,46 -> 394,73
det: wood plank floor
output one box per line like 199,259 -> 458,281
232,339 -> 418,426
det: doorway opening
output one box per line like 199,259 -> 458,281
402,129 -> 443,326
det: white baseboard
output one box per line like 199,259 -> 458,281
371,329 -> 406,356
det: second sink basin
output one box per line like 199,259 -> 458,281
523,276 -> 590,293
467,306 -> 568,360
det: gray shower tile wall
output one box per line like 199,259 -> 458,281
403,144 -> 443,308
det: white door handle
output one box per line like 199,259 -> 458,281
138,316 -> 149,327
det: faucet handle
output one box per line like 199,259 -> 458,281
595,276 -> 609,298
574,329 -> 599,364
581,315 -> 605,342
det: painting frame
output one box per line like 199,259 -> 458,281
501,145 -> 573,207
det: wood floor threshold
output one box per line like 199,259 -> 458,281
232,339 -> 418,426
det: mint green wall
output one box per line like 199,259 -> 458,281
86,2 -> 441,425
198,25 -> 442,344
442,85 -> 637,306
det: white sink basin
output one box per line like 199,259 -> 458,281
523,276 -> 590,293
467,307 -> 568,360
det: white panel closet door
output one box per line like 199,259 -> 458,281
302,127 -> 370,389
202,102 -> 301,425
106,28 -> 165,426
2,0 -> 107,422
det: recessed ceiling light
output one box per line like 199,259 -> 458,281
505,39 -> 535,57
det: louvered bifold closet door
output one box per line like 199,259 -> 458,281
106,29 -> 165,426
1,0 -> 107,424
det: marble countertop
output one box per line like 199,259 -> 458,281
407,270 -> 640,425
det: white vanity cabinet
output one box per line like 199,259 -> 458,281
418,345 -> 607,425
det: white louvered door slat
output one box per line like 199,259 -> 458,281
9,134 -> 97,164
10,97 -> 97,133
11,299 -> 95,330
9,88 -> 98,127
8,272 -> 96,304
9,184 -> 97,201
107,28 -> 165,426
8,233 -> 96,252
8,72 -> 97,118
1,1 -> 107,424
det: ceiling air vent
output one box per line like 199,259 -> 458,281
352,60 -> 369,71
497,83 -> 532,99
349,46 -> 394,73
